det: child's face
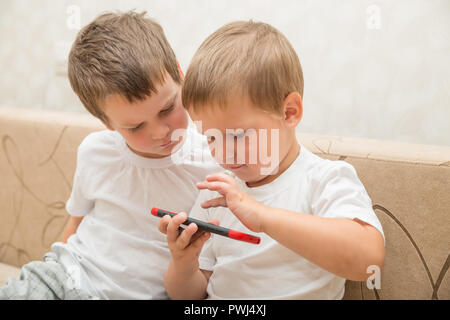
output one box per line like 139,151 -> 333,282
189,94 -> 301,185
101,74 -> 188,158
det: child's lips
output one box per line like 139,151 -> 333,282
226,164 -> 245,170
160,141 -> 171,147
160,139 -> 175,148
160,134 -> 185,149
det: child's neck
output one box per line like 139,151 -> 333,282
246,139 -> 300,188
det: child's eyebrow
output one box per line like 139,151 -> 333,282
120,92 -> 178,127
160,92 -> 177,110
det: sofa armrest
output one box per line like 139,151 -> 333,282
0,108 -> 103,267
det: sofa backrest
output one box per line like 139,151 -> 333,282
0,108 -> 448,299
298,133 -> 450,300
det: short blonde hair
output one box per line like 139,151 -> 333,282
182,20 -> 303,115
68,11 -> 181,124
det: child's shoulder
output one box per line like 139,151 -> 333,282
300,146 -> 359,184
78,129 -> 119,152
76,130 -> 122,166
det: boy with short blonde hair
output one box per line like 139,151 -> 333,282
159,20 -> 385,299
1,11 -> 220,300
182,20 -> 303,117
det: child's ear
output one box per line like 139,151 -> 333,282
101,119 -> 114,131
283,92 -> 303,128
177,61 -> 185,80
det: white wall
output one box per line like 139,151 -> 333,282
0,0 -> 449,146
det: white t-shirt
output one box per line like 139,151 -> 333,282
52,120 -> 222,299
190,145 -> 384,300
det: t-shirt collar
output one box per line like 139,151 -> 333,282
236,144 -> 308,201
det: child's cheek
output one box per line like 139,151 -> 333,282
129,132 -> 151,151
171,106 -> 189,131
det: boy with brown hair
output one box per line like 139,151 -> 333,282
0,11 -> 220,300
158,21 -> 385,299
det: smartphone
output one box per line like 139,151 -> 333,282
151,207 -> 260,245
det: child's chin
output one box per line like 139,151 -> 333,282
232,170 -> 257,182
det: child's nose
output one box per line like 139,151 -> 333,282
225,138 -> 240,164
150,123 -> 170,141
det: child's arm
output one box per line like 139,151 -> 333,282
198,173 -> 385,282
158,212 -> 216,299
164,260 -> 212,300
258,207 -> 384,281
61,216 -> 84,242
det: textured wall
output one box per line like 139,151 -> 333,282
0,0 -> 449,146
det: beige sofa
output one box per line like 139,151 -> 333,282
0,107 -> 449,300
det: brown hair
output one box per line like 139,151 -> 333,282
68,11 -> 181,124
182,20 -> 303,116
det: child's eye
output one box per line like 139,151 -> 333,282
128,123 -> 143,132
160,105 -> 175,115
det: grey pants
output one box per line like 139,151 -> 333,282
0,252 -> 97,300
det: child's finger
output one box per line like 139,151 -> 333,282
189,229 -> 207,244
157,215 -> 171,234
189,220 -> 219,249
196,181 -> 230,194
201,196 -> 227,209
166,212 -> 188,243
189,219 -> 219,243
175,223 -> 198,250
206,173 -> 234,184
207,219 -> 220,226
189,231 -> 211,251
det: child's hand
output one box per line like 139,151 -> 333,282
196,173 -> 266,233
158,212 -> 218,269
